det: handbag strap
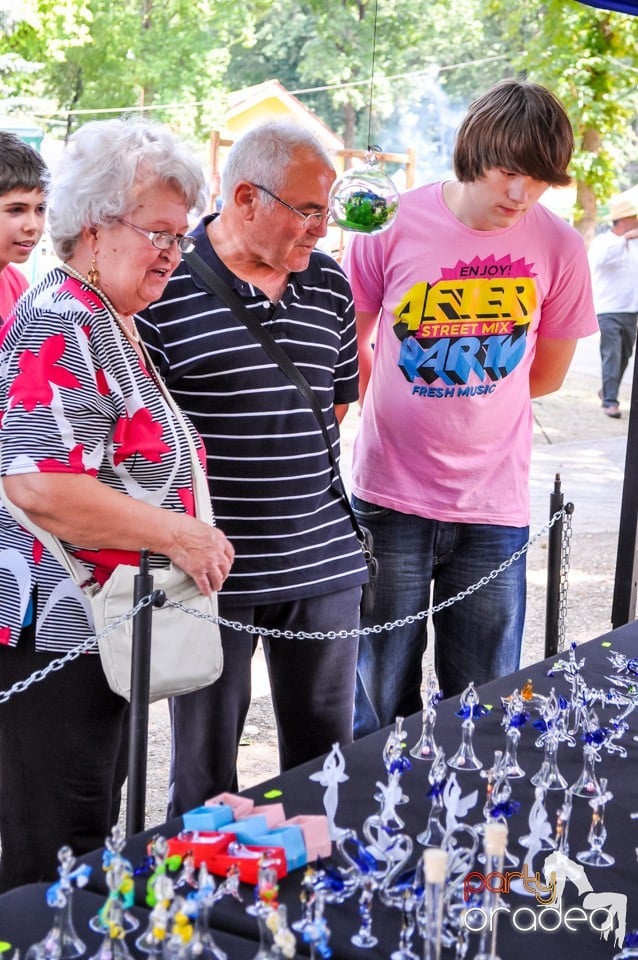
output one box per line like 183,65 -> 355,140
183,249 -> 368,545
136,338 -> 214,528
0,473 -> 90,585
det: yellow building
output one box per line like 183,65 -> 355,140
210,79 -> 345,193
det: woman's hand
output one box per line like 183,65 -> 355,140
167,515 -> 234,594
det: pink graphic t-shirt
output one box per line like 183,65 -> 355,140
343,182 -> 597,527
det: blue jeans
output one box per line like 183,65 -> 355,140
352,496 -> 527,738
598,311 -> 638,406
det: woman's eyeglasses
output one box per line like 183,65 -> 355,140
117,218 -> 196,253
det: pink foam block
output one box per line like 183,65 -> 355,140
205,793 -> 255,819
251,803 -> 286,829
282,814 -> 331,859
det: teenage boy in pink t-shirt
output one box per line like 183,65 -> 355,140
343,80 -> 597,735
0,131 -> 48,322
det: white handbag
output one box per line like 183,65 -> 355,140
88,558 -> 222,703
0,350 -> 223,703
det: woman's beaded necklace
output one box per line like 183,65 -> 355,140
62,263 -> 141,344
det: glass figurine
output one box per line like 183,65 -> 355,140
577,777 -> 615,868
448,682 -> 488,771
26,846 -> 91,960
417,747 -> 448,847
309,742 -> 349,841
500,689 -> 529,778
410,674 -> 443,761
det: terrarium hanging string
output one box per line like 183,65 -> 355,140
366,0 -> 380,156
328,0 -> 400,235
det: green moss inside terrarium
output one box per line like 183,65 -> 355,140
339,190 -> 398,233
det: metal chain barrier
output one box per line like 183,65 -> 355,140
0,507 -> 568,704
557,503 -> 574,654
173,507 -> 566,641
0,593 -> 156,705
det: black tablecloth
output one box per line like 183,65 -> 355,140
0,882 -> 257,957
8,621 -> 638,958
231,620 -> 638,959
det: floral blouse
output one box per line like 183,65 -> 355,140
0,268 -> 206,653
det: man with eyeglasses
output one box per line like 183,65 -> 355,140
137,120 -> 368,816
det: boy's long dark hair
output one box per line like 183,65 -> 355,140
454,80 -> 574,187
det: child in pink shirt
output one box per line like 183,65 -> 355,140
0,131 -> 48,322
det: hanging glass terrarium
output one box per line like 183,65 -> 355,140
329,149 -> 400,236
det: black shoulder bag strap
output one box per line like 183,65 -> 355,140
182,249 -> 377,607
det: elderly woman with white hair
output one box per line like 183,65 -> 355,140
0,118 -> 234,889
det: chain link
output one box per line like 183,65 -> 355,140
168,507 -> 568,642
0,507 -> 568,703
556,502 -> 574,653
0,593 -> 156,705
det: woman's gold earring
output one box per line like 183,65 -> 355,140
87,257 -> 99,287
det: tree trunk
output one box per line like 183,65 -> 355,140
343,100 -> 356,154
64,66 -> 83,143
576,180 -> 597,249
574,127 -> 601,248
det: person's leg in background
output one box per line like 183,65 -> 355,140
0,634 -> 128,891
168,600 -> 257,818
351,496 -> 436,738
261,586 -> 360,771
432,522 -> 528,699
598,312 -> 623,414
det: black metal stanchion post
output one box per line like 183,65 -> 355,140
612,352 -> 638,627
126,549 -> 153,837
544,474 -> 564,660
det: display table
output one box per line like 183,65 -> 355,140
226,620 -> 638,958
3,621 -> 637,958
0,882 -> 258,957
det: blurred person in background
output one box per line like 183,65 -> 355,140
588,187 -> 638,419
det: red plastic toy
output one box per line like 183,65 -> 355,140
165,831 -> 288,885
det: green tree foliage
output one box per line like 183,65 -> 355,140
1,0 -> 258,139
2,0 -> 637,219
491,0 -> 638,238
226,0 -> 423,148
224,0 -> 512,149
0,1 -> 43,105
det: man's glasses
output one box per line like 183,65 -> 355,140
116,218 -> 196,253
252,184 -> 330,229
